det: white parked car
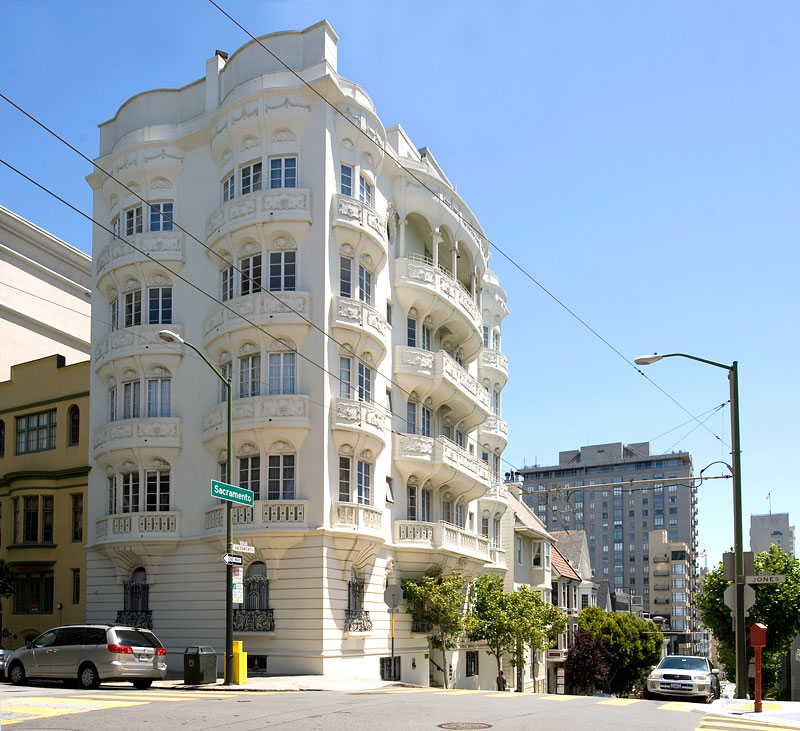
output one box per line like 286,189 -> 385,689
644,655 -> 720,702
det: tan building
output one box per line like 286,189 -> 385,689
649,529 -> 696,654
0,355 -> 89,648
0,206 -> 91,381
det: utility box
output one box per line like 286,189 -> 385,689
224,640 -> 247,685
750,623 -> 767,648
184,646 -> 217,685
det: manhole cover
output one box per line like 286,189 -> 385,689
437,724 -> 492,730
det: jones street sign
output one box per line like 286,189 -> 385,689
211,480 -> 254,506
223,553 -> 243,566
747,574 -> 786,584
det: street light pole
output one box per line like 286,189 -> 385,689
634,353 -> 746,699
160,330 -> 234,685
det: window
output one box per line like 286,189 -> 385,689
221,266 -> 235,301
407,316 -> 417,347
359,175 -> 372,206
146,378 -> 171,417
121,472 -> 140,513
125,206 -> 142,236
420,488 -> 432,522
72,568 -> 80,604
71,494 -> 83,541
672,564 -> 686,575
357,265 -> 372,306
407,483 -> 417,519
340,164 -> 353,196
123,381 -> 141,419
146,470 -> 170,511
108,386 -> 117,422
421,323 -> 432,351
268,453 -> 295,499
454,502 -> 463,528
481,516 -> 489,537
672,592 -> 687,603
418,406 -> 431,437
442,499 -> 452,524
239,354 -> 261,398
22,496 -> 38,542
483,326 -> 489,347
149,202 -> 173,232
123,567 -> 149,615
466,650 -> 479,676
269,250 -> 296,291
357,461 -> 371,505
380,656 -> 401,681
516,536 -> 523,564
107,476 -> 118,515
109,298 -> 119,331
385,477 -> 394,503
270,156 -> 297,188
222,172 -> 235,202
68,405 -> 80,446
16,409 -> 57,454
268,352 -> 296,395
13,571 -> 54,614
241,162 -> 262,195
492,390 -> 500,416
239,456 -> 261,500
406,401 -> 416,434
357,362 -> 371,402
339,457 -> 352,502
240,254 -> 262,296
124,289 -> 142,327
493,519 -> 500,547
339,256 -> 352,297
244,561 -> 269,611
533,542 -> 542,567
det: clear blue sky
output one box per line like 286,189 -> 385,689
2,1 -> 798,567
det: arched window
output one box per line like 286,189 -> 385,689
118,566 -> 152,629
244,562 -> 269,610
68,406 -> 80,446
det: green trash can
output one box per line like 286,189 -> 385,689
184,646 -> 217,684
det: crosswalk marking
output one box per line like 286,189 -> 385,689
433,689 -> 482,695
699,718 -> 798,731
77,693 -> 202,702
656,701 -> 692,712
4,696 -> 145,708
598,698 -> 640,706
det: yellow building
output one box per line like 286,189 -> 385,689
0,355 -> 89,648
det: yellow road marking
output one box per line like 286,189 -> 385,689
700,722 -> 799,731
598,698 -> 640,706
434,689 -> 483,695
721,703 -> 783,712
3,697 -> 144,708
4,705 -> 86,717
657,701 -> 692,712
485,692 -> 524,698
539,694 -> 585,701
76,693 -> 200,702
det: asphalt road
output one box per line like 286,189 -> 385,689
1,682 -> 795,731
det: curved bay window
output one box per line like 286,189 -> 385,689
233,561 -> 274,632
116,567 -> 152,629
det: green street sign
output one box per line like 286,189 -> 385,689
211,480 -> 254,506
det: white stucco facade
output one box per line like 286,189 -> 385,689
85,21 -> 516,684
0,206 -> 91,380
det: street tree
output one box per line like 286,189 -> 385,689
564,630 -> 610,694
507,586 -> 566,675
697,544 -> 800,690
0,560 -> 13,598
401,571 -> 466,689
578,606 -> 663,695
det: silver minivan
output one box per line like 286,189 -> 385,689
6,624 -> 167,689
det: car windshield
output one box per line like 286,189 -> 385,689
114,630 -> 162,649
658,656 -> 708,672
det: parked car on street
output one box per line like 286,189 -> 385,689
0,644 -> 10,679
644,655 -> 720,702
6,624 -> 167,689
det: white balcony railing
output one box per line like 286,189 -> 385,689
394,520 -> 490,562
331,501 -> 383,534
96,511 -> 180,541
205,500 -> 309,531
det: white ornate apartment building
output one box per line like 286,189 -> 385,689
86,21 -> 512,685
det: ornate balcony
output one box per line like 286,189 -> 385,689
480,482 -> 509,520
393,520 -> 491,564
489,546 -> 507,567
94,417 -> 182,460
202,394 -> 312,451
96,512 -> 180,543
331,194 -> 387,270
477,415 -> 508,454
392,433 -> 491,503
203,290 -> 312,350
331,501 -> 383,540
480,348 -> 508,389
204,500 -> 310,533
343,609 -> 373,633
205,188 -> 312,248
233,608 -> 275,633
330,296 -> 388,364
115,610 -> 153,630
94,324 -> 185,372
393,257 -> 483,360
394,347 -> 490,431
96,232 -> 186,289
329,397 -> 389,458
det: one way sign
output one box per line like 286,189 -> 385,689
222,553 -> 243,566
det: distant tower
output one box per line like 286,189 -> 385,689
750,513 -> 796,556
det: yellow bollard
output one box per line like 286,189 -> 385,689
232,641 -> 247,685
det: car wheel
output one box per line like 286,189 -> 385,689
8,662 -> 27,686
78,663 -> 100,689
642,688 -> 653,700
132,679 -> 153,690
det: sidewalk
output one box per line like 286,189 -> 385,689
706,698 -> 800,727
155,675 -> 410,692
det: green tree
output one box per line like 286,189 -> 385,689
697,545 -> 800,690
0,559 -> 13,598
564,630 -> 611,694
468,575 -> 566,687
578,606 -> 663,695
401,571 -> 466,689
